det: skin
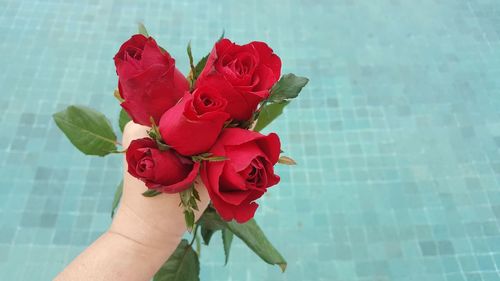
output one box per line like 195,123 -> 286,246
55,122 -> 210,281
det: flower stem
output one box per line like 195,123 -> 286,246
189,224 -> 199,247
195,235 -> 201,257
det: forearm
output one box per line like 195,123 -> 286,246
54,230 -> 175,281
55,179 -> 208,281
55,230 -> 168,281
55,201 -> 183,281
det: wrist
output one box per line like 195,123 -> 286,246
109,200 -> 183,252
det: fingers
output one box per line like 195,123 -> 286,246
122,121 -> 150,149
119,120 -> 210,231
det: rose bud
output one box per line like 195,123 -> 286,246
200,128 -> 281,223
196,39 -> 282,121
159,86 -> 230,156
114,34 -> 189,126
126,138 -> 200,193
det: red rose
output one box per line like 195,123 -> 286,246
196,39 -> 281,121
126,138 -> 199,193
114,34 -> 189,125
159,86 -> 230,156
200,128 -> 281,223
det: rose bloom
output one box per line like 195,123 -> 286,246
196,39 -> 281,121
200,128 -> 281,223
114,34 -> 189,125
126,138 -> 199,193
159,86 -> 230,156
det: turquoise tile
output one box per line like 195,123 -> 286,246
481,272 -> 500,281
476,255 -> 496,271
441,257 -> 461,273
1,0 -> 500,280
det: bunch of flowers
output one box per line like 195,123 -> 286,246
53,24 -> 308,280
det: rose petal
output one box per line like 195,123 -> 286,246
120,65 -> 186,125
208,192 -> 235,221
250,41 -> 282,80
159,92 -> 229,156
192,86 -> 228,116
126,138 -> 157,179
219,163 -> 247,194
256,133 -> 281,164
225,141 -> 265,172
114,34 -> 148,67
140,37 -> 172,68
233,201 -> 259,223
217,128 -> 273,148
157,161 -> 200,193
253,65 -> 276,91
197,75 -> 255,120
215,38 -> 234,54
151,149 -> 192,186
201,159 -> 225,196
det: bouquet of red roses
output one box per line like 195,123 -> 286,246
53,24 -> 308,280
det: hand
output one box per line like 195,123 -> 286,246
110,121 -> 210,252
55,121 -> 210,281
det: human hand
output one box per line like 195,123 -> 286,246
109,121 -> 210,251
55,121 -> 210,281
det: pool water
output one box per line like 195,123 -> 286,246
1,0 -> 500,280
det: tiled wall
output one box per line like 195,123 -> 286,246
1,0 -> 500,280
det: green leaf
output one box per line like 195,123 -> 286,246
191,154 -> 227,162
195,235 -> 201,257
184,210 -> 195,231
278,155 -> 297,165
225,219 -> 287,272
138,22 -> 149,37
198,207 -> 286,270
142,189 -> 161,197
118,109 -> 131,133
193,55 -> 208,80
179,185 -> 201,230
192,188 -> 200,201
198,207 -> 225,245
188,30 -> 223,85
111,180 -> 123,218
217,29 -> 225,42
113,89 -> 124,102
153,239 -> 200,281
200,226 -> 216,245
180,187 -> 191,206
187,41 -> 195,74
204,156 -> 227,162
189,197 -> 199,211
269,73 -> 309,103
53,105 -> 117,156
222,229 -> 233,265
187,42 -> 208,88
253,101 -> 290,132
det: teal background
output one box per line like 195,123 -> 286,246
1,0 -> 500,280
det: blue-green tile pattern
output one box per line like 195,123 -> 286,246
1,0 -> 500,280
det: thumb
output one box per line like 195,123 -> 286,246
122,121 -> 150,149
